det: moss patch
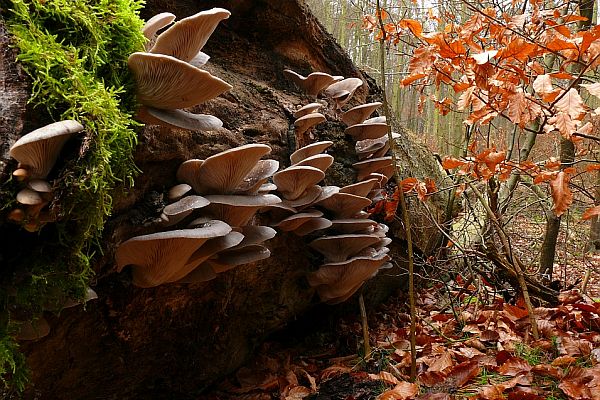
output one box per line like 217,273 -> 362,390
0,0 -> 145,392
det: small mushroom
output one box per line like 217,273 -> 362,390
280,185 -> 322,209
330,219 -> 378,234
137,107 -> 223,131
273,166 -> 325,200
293,102 -> 323,118
345,122 -> 388,141
128,52 -> 232,109
176,159 -> 204,183
352,157 -> 393,181
339,179 -> 378,197
274,210 -> 324,232
12,168 -> 29,181
168,183 -> 192,201
233,160 -> 280,195
315,192 -> 372,218
149,8 -> 231,63
283,69 -> 340,96
341,102 -> 382,126
160,195 -> 210,226
16,188 -> 43,205
210,245 -> 271,272
290,141 -> 333,164
324,77 -> 364,108
9,120 -> 84,179
294,113 -> 326,148
16,318 -> 51,341
294,154 -> 334,172
292,217 -> 332,236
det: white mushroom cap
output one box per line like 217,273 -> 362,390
168,183 -> 192,202
283,69 -> 339,96
364,172 -> 388,188
115,220 -> 231,287
352,157 -> 393,181
27,179 -> 52,194
273,166 -> 325,200
150,8 -> 231,62
160,195 -> 210,226
233,159 -> 280,195
309,234 -> 381,262
339,179 -> 378,197
294,154 -> 333,172
364,116 -> 386,124
138,107 -> 223,132
316,192 -> 372,218
280,185 -> 322,209
293,102 -> 323,119
16,188 -> 43,205
9,120 -> 84,179
345,123 -> 388,141
203,194 -> 282,226
294,113 -> 326,136
183,144 -> 272,195
341,102 -> 382,126
290,141 -> 333,164
143,12 -> 176,50
234,226 -> 277,247
211,244 -> 271,272
128,52 -> 232,109
324,77 -> 364,107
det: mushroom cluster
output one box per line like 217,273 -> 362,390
280,69 -> 396,304
7,120 -> 85,231
116,144 -> 281,287
131,8 -> 232,131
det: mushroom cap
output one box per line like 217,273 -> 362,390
143,12 -> 176,40
62,287 -> 99,309
324,281 -> 364,305
316,192 -> 372,218
235,225 -> 277,247
292,217 -> 332,236
257,182 -> 278,193
150,8 -> 231,62
115,220 -> 231,287
294,154 -> 333,172
273,166 -> 325,200
345,123 -> 388,141
176,159 -> 204,183
311,185 -> 340,204
9,120 -> 84,179
364,172 -> 389,188
138,107 -> 223,132
190,51 -> 211,68
178,231 -> 244,282
280,185 -> 322,209
364,116 -> 386,124
27,179 -> 52,193
330,219 -> 378,234
339,179 -> 378,197
161,195 -> 210,226
309,234 -> 381,262
341,102 -> 382,126
274,210 -> 323,232
324,77 -> 363,107
353,157 -> 393,181
168,183 -> 193,201
356,133 -> 398,160
293,102 -> 323,119
307,253 -> 390,300
294,113 -> 326,136
290,141 -> 334,164
16,188 -> 43,205
128,52 -> 232,109
186,144 -> 272,195
203,194 -> 281,226
283,69 -> 339,96
211,244 -> 271,271
233,159 -> 280,195
12,168 -> 29,181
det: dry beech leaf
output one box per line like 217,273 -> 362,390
378,381 -> 419,400
498,357 -> 532,376
480,330 -> 500,342
428,351 -> 454,372
551,355 -> 577,367
285,386 -> 312,400
478,383 -> 507,399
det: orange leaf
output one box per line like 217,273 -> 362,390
532,74 -> 553,95
401,73 -> 427,86
549,171 -> 573,217
586,164 -> 600,172
442,157 -> 468,169
582,205 -> 600,220
379,381 -> 419,400
554,88 -> 586,119
398,19 -> 423,38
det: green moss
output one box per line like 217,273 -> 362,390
0,0 -> 145,391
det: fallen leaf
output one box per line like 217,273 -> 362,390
378,381 -> 419,400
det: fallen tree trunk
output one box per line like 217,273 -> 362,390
0,1 -> 448,398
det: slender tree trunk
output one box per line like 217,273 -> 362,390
588,170 -> 600,252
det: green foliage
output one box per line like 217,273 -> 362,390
0,0 -> 146,391
515,342 -> 545,366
